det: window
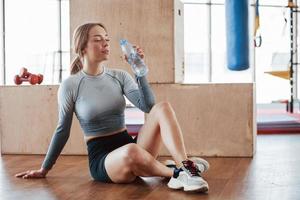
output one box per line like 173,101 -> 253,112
184,3 -> 209,83
183,0 -> 254,84
182,0 -> 299,103
255,6 -> 291,103
2,0 -> 70,85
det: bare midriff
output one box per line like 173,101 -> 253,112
84,127 -> 127,143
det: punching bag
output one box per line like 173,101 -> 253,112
225,0 -> 249,71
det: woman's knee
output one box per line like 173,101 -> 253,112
123,144 -> 153,168
104,154 -> 135,183
105,144 -> 147,182
152,101 -> 174,116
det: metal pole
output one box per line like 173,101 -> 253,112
58,0 -> 62,83
208,0 -> 212,82
294,0 -> 298,111
2,0 -> 5,85
289,1 -> 294,113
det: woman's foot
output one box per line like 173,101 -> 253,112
163,159 -> 178,170
167,159 -> 209,193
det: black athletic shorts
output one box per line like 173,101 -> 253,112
87,129 -> 138,183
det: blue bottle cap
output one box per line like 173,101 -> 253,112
119,39 -> 128,46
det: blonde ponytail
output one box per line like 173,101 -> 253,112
70,55 -> 83,75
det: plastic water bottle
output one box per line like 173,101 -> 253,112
119,39 -> 149,77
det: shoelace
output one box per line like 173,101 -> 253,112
182,159 -> 201,177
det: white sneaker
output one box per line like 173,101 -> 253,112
167,159 -> 209,193
189,157 -> 210,174
164,157 -> 210,174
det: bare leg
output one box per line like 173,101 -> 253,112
136,101 -> 188,167
104,143 -> 173,183
105,101 -> 188,183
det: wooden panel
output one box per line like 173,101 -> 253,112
70,0 -> 184,83
147,83 -> 256,157
0,85 -> 86,155
0,83 -> 255,157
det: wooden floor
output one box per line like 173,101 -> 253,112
1,134 -> 300,200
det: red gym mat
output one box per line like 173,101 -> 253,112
257,103 -> 300,134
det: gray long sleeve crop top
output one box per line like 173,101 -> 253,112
41,66 -> 156,170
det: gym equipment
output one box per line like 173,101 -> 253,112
264,1 -> 299,113
254,0 -> 262,47
14,67 -> 43,85
264,53 -> 290,79
225,0 -> 249,71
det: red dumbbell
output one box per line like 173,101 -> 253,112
14,67 -> 43,85
19,67 -> 29,78
19,67 -> 43,83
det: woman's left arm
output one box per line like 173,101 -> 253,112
122,70 -> 156,113
121,45 -> 156,113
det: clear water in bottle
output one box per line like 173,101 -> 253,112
119,39 -> 149,77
